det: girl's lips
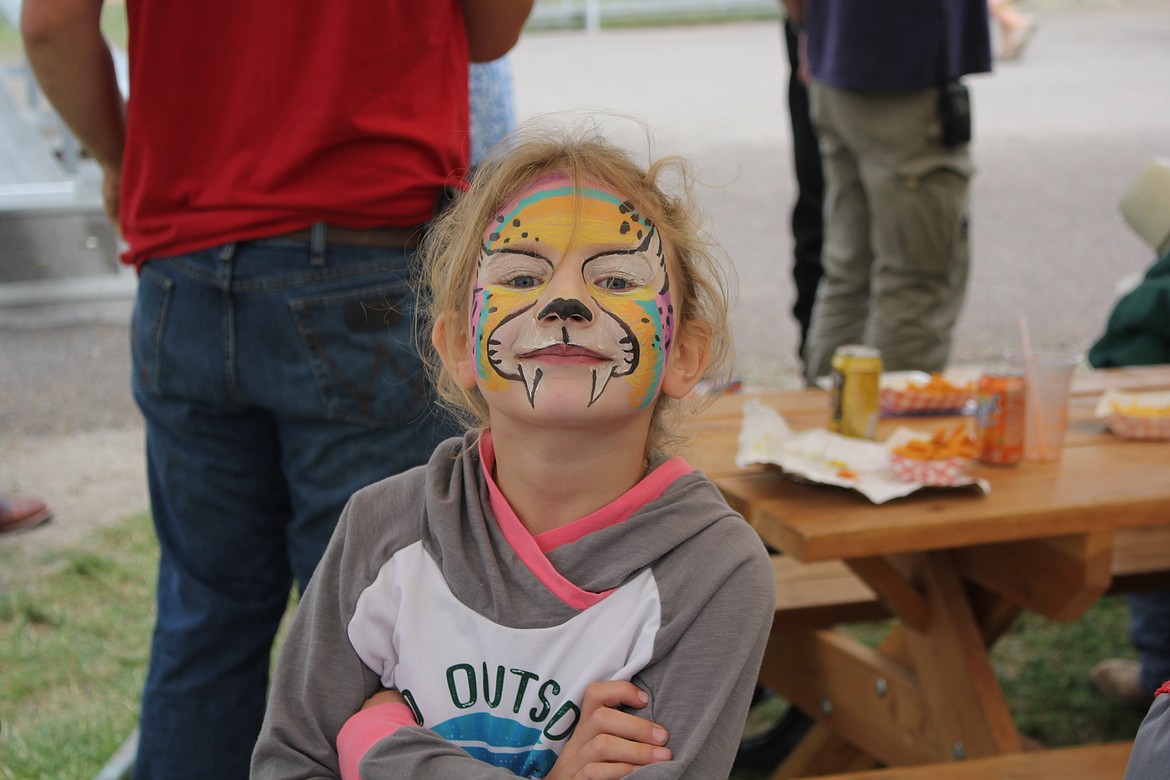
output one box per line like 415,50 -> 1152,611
520,344 -> 609,363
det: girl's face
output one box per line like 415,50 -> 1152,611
462,175 -> 676,424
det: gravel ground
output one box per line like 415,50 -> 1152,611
0,303 -> 145,555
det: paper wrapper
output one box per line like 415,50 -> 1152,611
879,371 -> 974,416
737,399 -> 988,504
1095,389 -> 1170,441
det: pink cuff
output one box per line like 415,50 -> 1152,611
337,701 -> 418,780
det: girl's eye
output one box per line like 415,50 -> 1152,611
504,275 -> 540,289
597,276 -> 635,291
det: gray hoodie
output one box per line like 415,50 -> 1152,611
252,431 -> 774,778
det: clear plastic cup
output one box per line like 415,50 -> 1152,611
1006,349 -> 1082,461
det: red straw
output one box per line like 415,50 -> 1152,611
1017,314 -> 1047,460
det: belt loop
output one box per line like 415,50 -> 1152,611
310,222 -> 326,266
216,242 -> 238,290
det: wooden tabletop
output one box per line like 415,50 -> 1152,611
680,364 -> 1170,563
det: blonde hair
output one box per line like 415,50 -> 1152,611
421,120 -> 733,455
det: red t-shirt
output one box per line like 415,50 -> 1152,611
119,1 -> 470,268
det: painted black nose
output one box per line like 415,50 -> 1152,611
538,297 -> 593,321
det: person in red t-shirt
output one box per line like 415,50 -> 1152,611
21,2 -> 532,778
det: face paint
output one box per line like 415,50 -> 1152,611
468,177 -> 674,412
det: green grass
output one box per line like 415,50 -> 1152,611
0,513 -> 1150,779
0,514 -> 156,780
994,601 -> 1145,746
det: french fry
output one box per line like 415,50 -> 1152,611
892,423 -> 977,460
1111,400 -> 1170,419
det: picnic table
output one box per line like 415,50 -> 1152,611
679,364 -> 1170,777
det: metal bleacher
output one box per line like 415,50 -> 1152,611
0,0 -> 131,309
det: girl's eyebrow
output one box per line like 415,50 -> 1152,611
584,245 -> 651,263
483,246 -> 552,264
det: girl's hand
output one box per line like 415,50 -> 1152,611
360,688 -> 407,711
546,680 -> 671,780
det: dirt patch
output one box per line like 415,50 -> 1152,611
1,425 -> 149,555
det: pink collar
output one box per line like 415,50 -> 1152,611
477,431 -> 693,609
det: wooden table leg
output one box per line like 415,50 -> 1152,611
898,551 -> 1022,759
759,628 -> 942,770
761,550 -> 1027,774
769,721 -> 875,779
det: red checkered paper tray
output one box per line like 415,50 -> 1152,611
879,371 -> 975,416
886,426 -> 976,487
889,452 -> 971,486
1095,389 -> 1170,441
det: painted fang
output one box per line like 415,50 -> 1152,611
470,181 -> 674,410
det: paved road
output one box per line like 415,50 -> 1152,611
1,3 -> 1168,547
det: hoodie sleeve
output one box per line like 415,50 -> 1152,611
337,702 -> 421,779
253,441 -> 524,779
339,728 -> 529,779
1125,684 -> 1170,780
623,520 -> 775,778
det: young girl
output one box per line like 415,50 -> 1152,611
251,125 -> 775,779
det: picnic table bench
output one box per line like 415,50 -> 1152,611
809,740 -> 1134,780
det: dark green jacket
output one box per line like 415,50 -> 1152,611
1088,250 -> 1170,368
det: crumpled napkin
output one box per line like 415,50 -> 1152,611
736,398 -> 989,504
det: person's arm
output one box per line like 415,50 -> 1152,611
777,0 -> 810,83
462,0 -> 533,63
780,0 -> 805,25
337,692 -> 418,780
21,0 -> 125,224
1088,259 -> 1170,368
340,681 -> 670,779
624,523 -> 776,778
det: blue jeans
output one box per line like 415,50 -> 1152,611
130,233 -> 455,779
1130,590 -> 1170,694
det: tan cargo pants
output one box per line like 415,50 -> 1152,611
803,82 -> 974,383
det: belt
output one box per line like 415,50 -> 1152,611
272,224 -> 424,249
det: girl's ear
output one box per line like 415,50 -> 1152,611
432,313 -> 478,390
661,322 -> 712,399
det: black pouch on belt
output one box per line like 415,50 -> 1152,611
938,80 -> 972,147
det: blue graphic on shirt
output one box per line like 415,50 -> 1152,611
434,712 -> 558,777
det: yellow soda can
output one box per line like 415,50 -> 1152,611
829,345 -> 882,439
